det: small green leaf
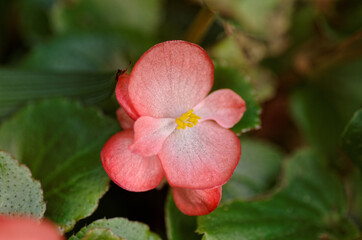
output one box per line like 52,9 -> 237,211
198,150 -> 359,240
0,99 -> 120,232
222,138 -> 283,203
342,109 -> 362,170
0,151 -> 45,218
165,191 -> 201,240
213,65 -> 261,134
71,218 -> 161,240
76,228 -> 123,240
0,69 -> 115,121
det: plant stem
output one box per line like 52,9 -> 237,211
184,7 -> 215,44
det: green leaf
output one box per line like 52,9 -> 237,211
0,69 -> 115,121
213,65 -> 261,134
221,138 -> 283,203
291,59 -> 362,160
75,228 -> 122,240
0,151 -> 45,218
342,109 -> 362,170
165,191 -> 201,240
21,33 -> 128,72
51,0 -> 162,37
70,218 -> 161,240
0,99 -> 120,232
50,0 -> 157,62
197,150 -> 359,240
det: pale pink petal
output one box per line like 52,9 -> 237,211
129,116 -> 177,157
115,73 -> 139,120
173,186 -> 222,216
128,40 -> 214,118
0,215 -> 63,240
101,131 -> 164,192
159,121 -> 240,189
116,107 -> 135,129
194,89 -> 246,128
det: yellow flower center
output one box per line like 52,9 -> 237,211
175,109 -> 201,130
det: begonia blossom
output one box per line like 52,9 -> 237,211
102,126 -> 222,215
107,108 -> 222,215
101,40 -> 246,215
0,215 -> 64,240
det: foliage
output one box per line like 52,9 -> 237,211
69,218 -> 160,240
0,99 -> 119,232
0,151 -> 45,218
198,150 -> 359,239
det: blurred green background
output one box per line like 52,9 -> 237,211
0,0 -> 361,239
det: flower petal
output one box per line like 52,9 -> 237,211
172,186 -> 222,216
101,131 -> 164,192
128,40 -> 214,118
116,107 -> 134,129
0,215 -> 64,240
115,73 -> 139,120
194,89 -> 246,129
129,116 -> 176,157
159,121 -> 241,189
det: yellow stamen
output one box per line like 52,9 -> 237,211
175,109 -> 201,130
190,113 -> 201,119
175,119 -> 183,125
188,119 -> 198,125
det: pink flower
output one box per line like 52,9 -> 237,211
101,41 -> 246,215
102,126 -> 222,215
0,215 -> 63,240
